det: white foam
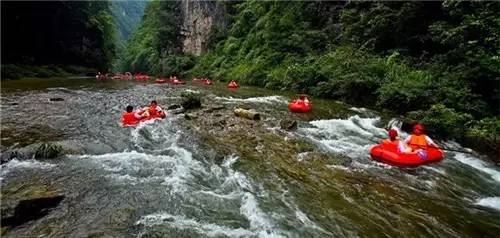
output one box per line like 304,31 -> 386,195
136,212 -> 254,237
135,155 -> 285,237
300,116 -> 385,158
475,197 -> 500,211
74,149 -> 205,192
240,193 -> 276,235
215,96 -> 286,105
453,153 -> 500,183
0,159 -> 56,178
184,89 -> 200,94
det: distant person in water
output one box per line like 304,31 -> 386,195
121,105 -> 143,126
140,100 -> 166,119
381,129 -> 409,153
404,124 -> 439,152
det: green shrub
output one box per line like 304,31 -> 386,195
406,104 -> 473,139
467,117 -> 500,143
161,54 -> 195,77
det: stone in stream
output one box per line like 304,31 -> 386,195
184,113 -> 197,120
1,196 -> 65,228
0,151 -> 24,164
34,143 -> 63,159
49,98 -> 64,102
280,119 -> 297,131
167,104 -> 182,110
180,92 -> 201,110
234,108 -> 260,120
1,180 -> 64,231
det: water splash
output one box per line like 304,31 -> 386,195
475,197 -> 500,211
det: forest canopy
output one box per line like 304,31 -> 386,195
1,1 -> 117,71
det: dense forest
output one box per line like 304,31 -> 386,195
0,0 -> 147,78
109,0 -> 148,43
122,0 -> 499,154
118,0 -> 188,74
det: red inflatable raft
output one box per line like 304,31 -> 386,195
370,145 -> 444,167
228,81 -> 238,88
135,73 -> 150,81
288,100 -> 312,113
123,114 -> 165,127
170,78 -> 186,85
155,78 -> 168,84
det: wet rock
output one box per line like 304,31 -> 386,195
0,151 -> 25,164
171,107 -> 186,114
49,98 -> 64,102
167,104 -> 182,110
180,92 -> 201,110
204,105 -> 225,113
280,119 -> 297,131
234,108 -> 260,120
34,143 -> 62,159
1,180 -> 64,231
1,195 -> 64,228
185,113 -> 197,120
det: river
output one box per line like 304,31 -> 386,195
1,77 -> 499,237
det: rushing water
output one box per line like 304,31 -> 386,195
1,77 -> 499,237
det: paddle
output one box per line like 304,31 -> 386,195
406,143 -> 476,154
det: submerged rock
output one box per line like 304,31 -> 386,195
185,113 -> 197,120
1,180 -> 64,230
1,196 -> 65,228
167,104 -> 182,110
280,119 -> 297,131
0,151 -> 25,164
180,92 -> 201,110
49,98 -> 64,102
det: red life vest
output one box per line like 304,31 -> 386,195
148,106 -> 159,118
122,112 -> 138,126
148,106 -> 165,118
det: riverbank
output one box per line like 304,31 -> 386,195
1,64 -> 96,80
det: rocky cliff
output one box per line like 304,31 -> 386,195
179,0 -> 228,55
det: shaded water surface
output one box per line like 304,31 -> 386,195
1,78 -> 499,237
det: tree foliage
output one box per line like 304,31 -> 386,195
1,1 -> 117,71
187,0 -> 499,143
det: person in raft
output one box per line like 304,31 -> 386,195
121,105 -> 143,126
299,94 -> 310,104
404,124 -> 440,156
139,100 -> 166,119
381,129 -> 410,153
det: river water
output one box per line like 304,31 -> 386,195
1,77 -> 499,237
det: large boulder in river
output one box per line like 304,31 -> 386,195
1,141 -> 77,164
34,143 -> 63,159
180,92 -> 201,110
1,180 -> 64,230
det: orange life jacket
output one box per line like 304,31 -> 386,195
381,139 -> 400,152
122,112 -> 138,125
408,134 -> 428,150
